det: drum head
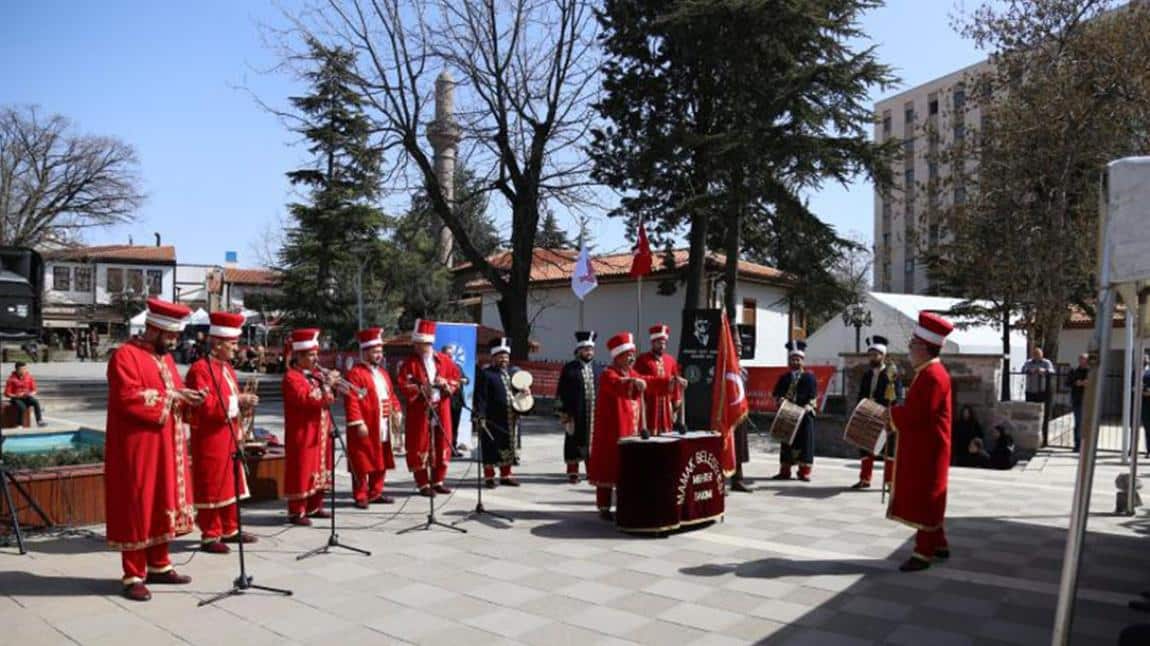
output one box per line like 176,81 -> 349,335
511,392 -> 535,413
511,370 -> 533,390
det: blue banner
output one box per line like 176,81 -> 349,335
435,322 -> 478,445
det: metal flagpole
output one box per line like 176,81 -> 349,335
1122,316 -> 1133,464
578,231 -> 586,330
636,275 -> 642,335
1128,298 -> 1143,515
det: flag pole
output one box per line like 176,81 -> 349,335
578,230 -> 586,330
636,275 -> 642,335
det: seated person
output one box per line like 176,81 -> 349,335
988,425 -> 1017,470
5,362 -> 46,427
952,405 -> 984,466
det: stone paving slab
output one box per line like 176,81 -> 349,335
4,425 -> 1149,645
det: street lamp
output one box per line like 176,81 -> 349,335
842,302 -> 873,353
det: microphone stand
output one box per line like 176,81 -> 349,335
298,372 -> 371,560
452,403 -> 513,526
398,380 -> 466,534
198,356 -> 292,606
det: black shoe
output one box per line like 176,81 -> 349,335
484,479 -> 497,489
770,472 -> 792,481
499,478 -> 520,487
598,509 -> 614,522
934,549 -> 950,560
1139,591 -> 1150,600
730,480 -> 753,493
850,481 -> 871,490
1130,599 -> 1150,613
419,487 -> 436,498
898,557 -> 930,572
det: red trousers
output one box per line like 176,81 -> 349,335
596,486 -> 612,510
913,526 -> 949,561
566,462 -> 585,475
121,543 -> 171,584
196,505 -> 239,542
288,491 -> 326,517
858,456 -> 893,484
483,465 -> 512,479
352,470 -> 386,504
413,465 -> 448,489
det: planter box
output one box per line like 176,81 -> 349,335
1,449 -> 287,531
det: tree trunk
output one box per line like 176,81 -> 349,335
685,209 -> 709,310
723,188 -> 742,323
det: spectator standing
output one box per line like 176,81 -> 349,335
1066,353 -> 1089,452
1022,347 -> 1055,404
5,362 -> 46,427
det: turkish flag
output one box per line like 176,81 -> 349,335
629,218 -> 653,278
710,310 -> 748,476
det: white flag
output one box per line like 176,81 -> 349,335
571,243 -> 598,300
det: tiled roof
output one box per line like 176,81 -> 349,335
457,248 -> 791,291
223,267 -> 279,286
42,244 -> 176,264
1063,303 -> 1126,329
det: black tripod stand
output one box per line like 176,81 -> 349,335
399,382 -> 466,534
298,374 -> 371,560
199,358 -> 292,606
1,437 -> 52,554
453,414 -> 513,526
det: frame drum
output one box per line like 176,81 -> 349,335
843,398 -> 888,455
769,400 -> 805,445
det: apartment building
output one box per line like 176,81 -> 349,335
872,60 -> 988,294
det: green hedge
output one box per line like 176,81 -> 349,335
1,445 -> 105,470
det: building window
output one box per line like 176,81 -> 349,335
928,99 -> 939,115
904,106 -> 914,124
107,268 -> 124,293
74,266 -> 93,292
902,138 -> 914,157
929,224 -> 940,247
928,161 -> 938,179
904,168 -> 915,189
882,232 -> 890,250
146,270 -> 163,296
954,86 -> 966,111
882,112 -> 892,136
127,269 -> 144,294
954,123 -> 965,141
905,256 -> 916,273
53,266 -> 71,291
742,298 -> 757,326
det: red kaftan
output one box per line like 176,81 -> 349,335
104,342 -> 195,551
282,367 -> 333,501
344,362 -> 399,475
397,352 -> 460,474
184,358 -> 250,507
587,365 -> 644,487
888,358 -> 952,530
634,351 -> 680,433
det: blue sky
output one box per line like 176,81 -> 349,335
1,0 -> 984,267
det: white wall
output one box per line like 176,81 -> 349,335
43,261 -> 96,305
479,279 -> 790,366
1057,326 -> 1131,366
95,264 -> 175,303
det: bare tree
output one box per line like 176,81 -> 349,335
249,212 -> 288,269
0,106 -> 143,247
283,0 -> 599,357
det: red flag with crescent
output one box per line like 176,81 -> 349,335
711,310 -> 748,476
629,218 -> 653,278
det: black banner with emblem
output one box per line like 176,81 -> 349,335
737,324 -> 755,361
677,309 -> 721,430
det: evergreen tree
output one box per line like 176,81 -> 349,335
276,39 -> 385,344
592,0 -> 895,320
536,209 -> 573,249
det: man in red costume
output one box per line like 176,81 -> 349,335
282,328 -> 338,525
588,332 -> 647,520
397,319 -> 460,496
634,323 -> 686,434
105,298 -> 203,602
185,311 -> 260,553
344,327 -> 400,508
887,311 -> 954,572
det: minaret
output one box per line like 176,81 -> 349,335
427,70 -> 462,267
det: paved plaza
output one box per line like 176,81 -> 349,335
3,366 -> 1149,645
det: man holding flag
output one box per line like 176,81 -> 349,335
711,312 -> 748,485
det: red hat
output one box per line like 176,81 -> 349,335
357,327 -> 384,350
145,297 -> 191,332
291,328 -> 321,352
649,324 -> 670,341
913,312 -> 954,349
412,319 -> 436,344
208,311 -> 245,340
607,332 -> 636,359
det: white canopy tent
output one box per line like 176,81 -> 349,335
804,292 -> 1028,397
188,308 -> 210,326
128,309 -> 147,335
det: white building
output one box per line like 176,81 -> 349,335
805,292 -> 1028,397
42,244 -> 177,340
456,248 -> 796,366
